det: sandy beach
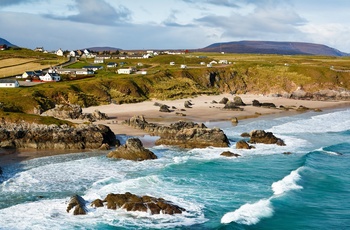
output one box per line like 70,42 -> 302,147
1,94 -> 349,166
82,93 -> 350,136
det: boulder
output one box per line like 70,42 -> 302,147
233,96 -> 246,106
124,116 -> 230,148
240,132 -> 250,137
184,100 -> 192,108
159,104 -> 171,112
252,99 -> 261,107
220,151 -> 241,157
249,130 -> 285,146
94,192 -> 185,215
223,101 -> 243,111
219,97 -> 229,104
236,140 -> 252,149
66,195 -> 87,215
107,138 -> 157,161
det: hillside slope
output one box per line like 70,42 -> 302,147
198,41 -> 348,56
0,37 -> 17,47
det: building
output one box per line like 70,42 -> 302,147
56,48 -> 64,56
180,64 -> 187,69
107,62 -> 117,68
22,70 -> 43,79
56,68 -> 94,75
39,69 -> 61,81
94,58 -> 104,64
0,79 -> 19,88
117,68 -> 136,74
82,66 -> 103,71
0,44 -> 8,50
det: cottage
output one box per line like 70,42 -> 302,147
107,62 -> 117,68
22,70 -> 43,79
82,66 -> 103,71
94,58 -> 104,64
39,69 -> 61,81
180,64 -> 187,69
69,50 -> 78,57
56,48 -> 64,56
34,47 -> 44,52
0,79 -> 19,88
117,68 -> 136,74
56,68 -> 94,75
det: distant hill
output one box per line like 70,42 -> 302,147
197,41 -> 348,56
0,37 -> 17,47
84,46 -> 122,52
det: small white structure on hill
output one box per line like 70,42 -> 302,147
40,69 -> 61,81
56,48 -> 63,56
117,68 -> 136,74
0,79 -> 20,88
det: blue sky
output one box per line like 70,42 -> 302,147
1,0 -> 349,52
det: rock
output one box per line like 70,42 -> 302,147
0,121 -> 118,150
0,166 -> 2,176
223,101 -> 243,111
184,100 -> 192,108
240,132 -> 250,137
107,138 -> 157,161
233,96 -> 246,106
91,199 -> 104,208
211,100 -> 218,104
296,105 -> 310,111
219,97 -> 229,104
159,104 -> 171,112
283,152 -> 292,155
41,104 -> 108,122
66,195 -> 87,215
96,192 -> 185,215
260,102 -> 276,108
314,108 -> 322,112
124,116 -> 230,148
252,99 -> 261,107
236,140 -> 252,149
220,151 -> 241,157
249,130 -> 285,146
231,117 -> 238,124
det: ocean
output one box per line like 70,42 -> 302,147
0,107 -> 350,229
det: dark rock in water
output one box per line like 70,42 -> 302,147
220,151 -> 241,157
159,104 -> 171,112
223,101 -> 243,111
91,199 -> 104,208
95,192 -> 185,215
219,97 -> 229,104
240,132 -> 250,138
184,100 -> 192,108
233,96 -> 246,106
249,130 -> 285,146
107,138 -> 157,161
283,152 -> 292,155
124,116 -> 230,148
67,195 -> 88,215
0,121 -> 118,150
236,140 -> 252,149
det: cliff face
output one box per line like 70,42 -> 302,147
0,121 -> 118,150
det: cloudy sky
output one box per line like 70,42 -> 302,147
1,0 -> 350,52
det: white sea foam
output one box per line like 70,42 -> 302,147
221,199 -> 273,225
269,109 -> 350,134
271,167 -> 303,196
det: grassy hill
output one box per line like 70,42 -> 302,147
0,51 -> 349,123
0,48 -> 67,78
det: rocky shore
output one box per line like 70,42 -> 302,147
0,121 -> 118,150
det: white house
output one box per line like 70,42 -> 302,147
82,66 -> 103,71
218,60 -> 228,64
56,48 -> 64,56
94,58 -> 104,64
107,62 -> 117,68
69,50 -> 78,57
180,64 -> 187,69
0,79 -> 20,88
170,62 -> 175,65
117,68 -> 136,74
22,70 -> 43,79
56,68 -> 94,75
39,69 -> 61,81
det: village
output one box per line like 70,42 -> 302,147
0,46 -> 230,88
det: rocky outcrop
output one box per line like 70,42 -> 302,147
41,104 -> 108,122
0,121 -> 118,150
249,130 -> 285,146
95,192 -> 185,215
236,140 -> 253,149
219,97 -> 229,104
223,101 -> 244,111
159,104 -> 171,112
107,138 -> 157,161
252,100 -> 276,108
67,195 -> 88,215
184,100 -> 193,108
289,88 -> 350,101
233,96 -> 246,106
220,151 -> 241,157
124,116 -> 230,148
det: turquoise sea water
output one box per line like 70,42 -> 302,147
0,108 -> 350,229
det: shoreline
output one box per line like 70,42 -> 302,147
1,93 -> 349,167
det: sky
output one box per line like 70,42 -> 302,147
1,0 -> 350,52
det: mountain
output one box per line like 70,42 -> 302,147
84,46 -> 122,52
0,37 -> 17,47
198,41 -> 348,56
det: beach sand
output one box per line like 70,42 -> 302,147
82,93 -> 350,135
1,94 -> 349,166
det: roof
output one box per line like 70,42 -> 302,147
0,79 -> 18,83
